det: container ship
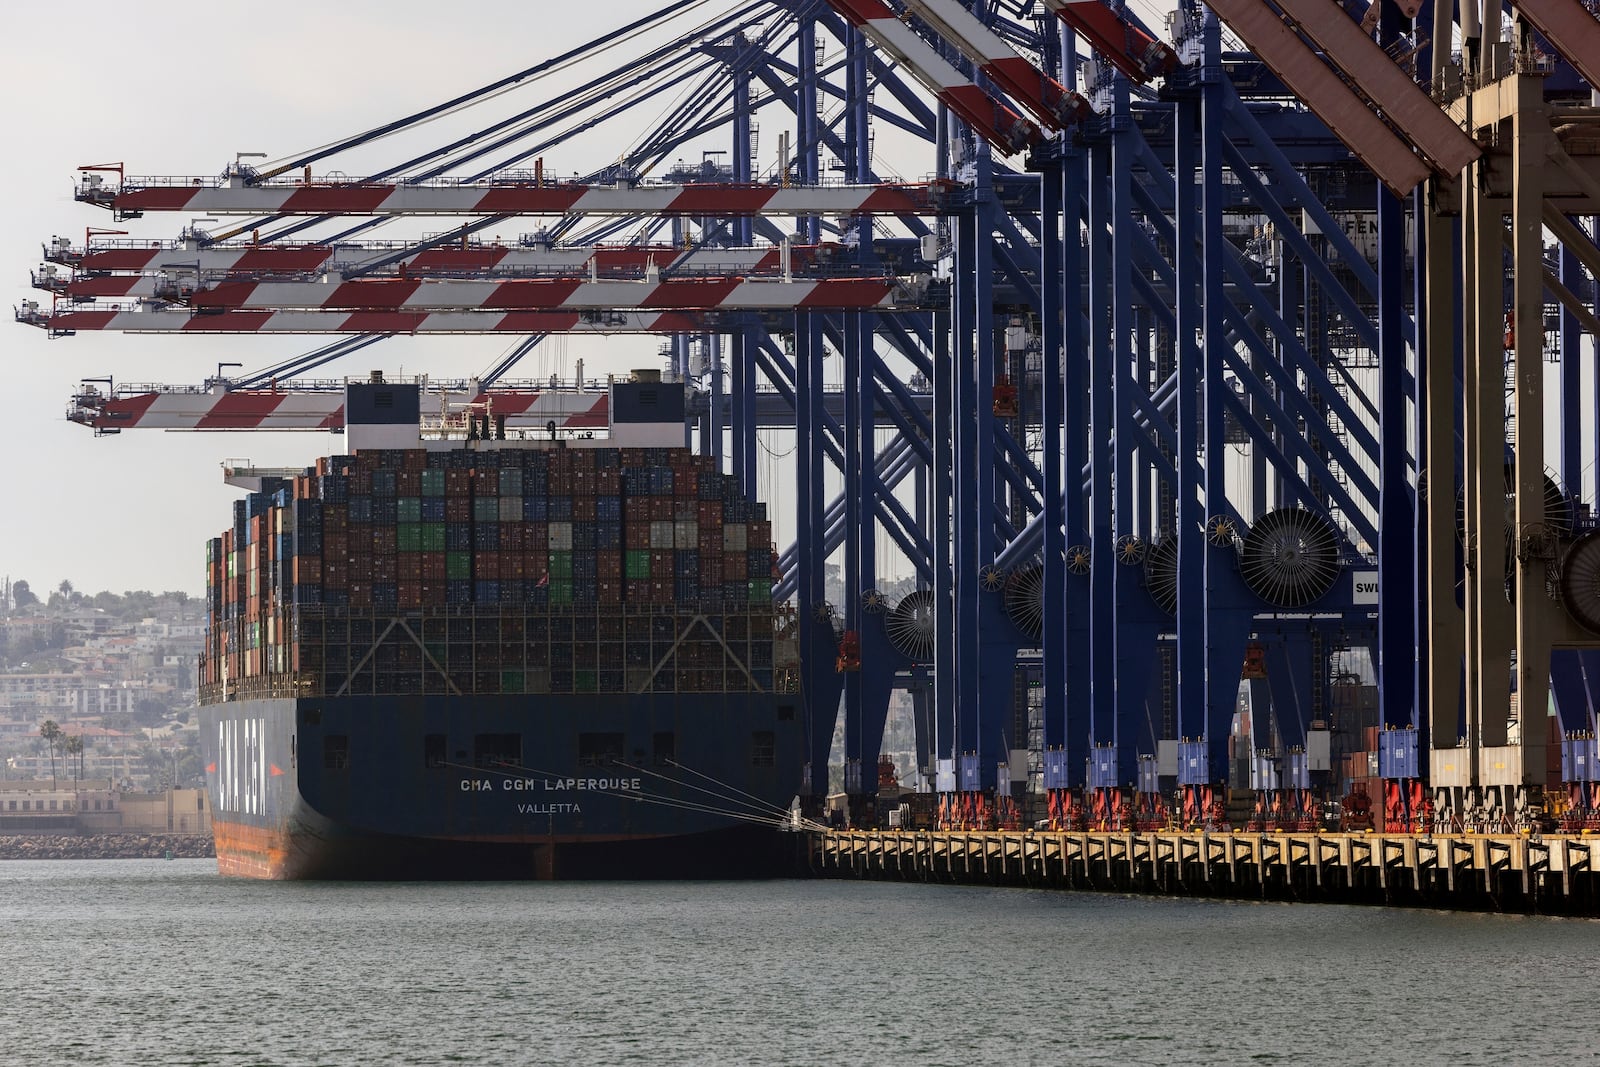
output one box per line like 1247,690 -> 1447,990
198,374 -> 804,879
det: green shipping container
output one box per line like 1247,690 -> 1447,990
549,552 -> 573,580
501,671 -> 525,694
748,578 -> 772,600
421,469 -> 445,497
422,523 -> 446,552
473,497 -> 500,522
575,670 -> 597,693
397,523 -> 423,553
397,497 -> 422,523
549,579 -> 573,605
625,549 -> 651,580
447,551 -> 472,580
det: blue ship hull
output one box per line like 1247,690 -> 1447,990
201,692 -> 805,879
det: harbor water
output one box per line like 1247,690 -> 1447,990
0,859 -> 1587,1065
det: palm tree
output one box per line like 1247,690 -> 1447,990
64,735 -> 84,784
39,720 -> 61,787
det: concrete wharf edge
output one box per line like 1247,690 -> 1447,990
811,828 -> 1600,916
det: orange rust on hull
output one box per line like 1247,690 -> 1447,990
213,819 -> 296,879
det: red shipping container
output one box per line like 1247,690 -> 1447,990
397,554 -> 423,582
398,582 -> 423,609
727,554 -> 748,580
649,497 -> 673,521
350,557 -> 373,583
697,501 -> 722,524
596,551 -> 622,580
650,580 -> 673,603
446,497 -> 471,523
422,552 -> 447,582
573,496 -> 596,521
750,520 -> 772,544
501,524 -> 526,552
373,556 -> 397,583
598,580 -> 622,604
596,469 -> 620,494
374,526 -> 398,555
477,553 -> 501,580
396,469 -> 420,495
446,470 -> 471,496
625,524 -> 650,549
504,555 -> 527,580
349,582 -> 372,607
674,472 -> 698,498
293,556 -> 323,585
352,471 -> 373,494
625,579 -> 651,601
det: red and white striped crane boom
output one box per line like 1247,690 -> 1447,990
1042,0 -> 1179,84
822,0 -> 1042,154
75,165 -> 953,220
68,378 -> 616,435
898,0 -> 1094,129
46,238 -> 847,278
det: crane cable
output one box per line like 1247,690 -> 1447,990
257,0 -> 721,177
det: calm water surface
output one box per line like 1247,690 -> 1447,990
0,859 -> 1591,1065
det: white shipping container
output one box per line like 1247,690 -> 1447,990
547,521 -> 572,550
499,496 -> 522,522
650,521 -> 675,549
723,523 -> 747,551
674,520 -> 698,548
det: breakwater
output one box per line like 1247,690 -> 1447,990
0,834 -> 215,860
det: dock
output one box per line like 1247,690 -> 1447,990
812,829 -> 1600,916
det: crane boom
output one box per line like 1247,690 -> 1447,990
899,0 -> 1094,129
822,0 -> 1042,154
1042,0 -> 1179,83
48,239 -> 851,277
75,169 -> 953,219
68,379 -> 614,434
170,275 -> 916,313
31,306 -> 704,335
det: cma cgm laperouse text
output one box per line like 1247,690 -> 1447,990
199,376 -> 804,879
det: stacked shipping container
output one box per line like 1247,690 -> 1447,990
200,446 -> 781,700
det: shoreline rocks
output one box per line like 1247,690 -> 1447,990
0,834 -> 215,860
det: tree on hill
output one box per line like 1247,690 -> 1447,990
12,581 -> 37,610
64,735 -> 84,783
39,720 -> 61,787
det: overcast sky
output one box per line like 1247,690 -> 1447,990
0,1 -> 810,597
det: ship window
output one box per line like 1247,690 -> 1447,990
777,704 -> 795,722
652,732 -> 676,766
49,800 -> 58,811
474,733 -> 521,769
324,734 -> 350,771
425,734 -> 447,769
751,731 -> 775,767
578,732 -> 625,767
6,801 -> 13,811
